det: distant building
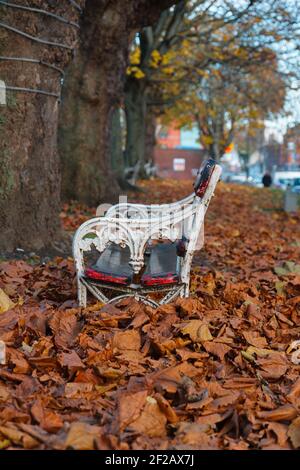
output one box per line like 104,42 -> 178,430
282,124 -> 300,167
154,124 -> 206,179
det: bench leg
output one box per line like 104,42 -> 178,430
78,280 -> 87,308
181,283 -> 190,298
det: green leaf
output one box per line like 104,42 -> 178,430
274,262 -> 300,276
275,281 -> 286,295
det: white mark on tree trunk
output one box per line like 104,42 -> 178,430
0,80 -> 6,105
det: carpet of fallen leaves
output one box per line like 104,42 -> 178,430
0,181 -> 300,450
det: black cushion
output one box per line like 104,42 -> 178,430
84,242 -> 180,286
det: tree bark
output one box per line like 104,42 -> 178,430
59,1 -> 125,205
124,77 -> 147,171
0,0 -> 178,250
110,107 -> 125,182
59,0 -> 178,205
145,110 -> 157,164
0,2 -> 79,251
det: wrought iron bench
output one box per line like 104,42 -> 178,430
73,159 -> 222,308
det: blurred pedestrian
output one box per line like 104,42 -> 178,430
262,172 -> 272,188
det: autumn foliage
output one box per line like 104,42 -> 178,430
0,181 -> 299,450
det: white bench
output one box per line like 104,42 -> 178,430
73,160 -> 222,307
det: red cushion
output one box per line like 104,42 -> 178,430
84,268 -> 130,285
141,272 -> 179,286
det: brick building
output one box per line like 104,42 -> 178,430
155,124 -> 206,179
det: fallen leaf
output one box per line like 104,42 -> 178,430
0,424 -> 39,449
112,330 -> 141,351
287,377 -> 300,404
257,405 -> 298,422
175,422 -> 214,447
256,352 -> 288,380
65,422 -> 101,450
203,341 -> 231,360
49,310 -> 82,349
31,399 -> 63,433
288,417 -> 300,449
118,390 -> 148,432
65,382 -> 94,398
0,289 -> 14,314
268,422 -> 288,447
243,331 -> 268,348
57,350 -> 84,371
0,383 -> 10,402
129,396 -> 167,438
154,393 -> 178,423
180,320 -> 213,342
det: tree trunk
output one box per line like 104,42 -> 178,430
110,107 -> 125,183
0,0 -> 178,250
0,3 -> 79,251
59,0 -> 177,205
59,1 -> 127,206
145,110 -> 157,164
124,77 -> 147,173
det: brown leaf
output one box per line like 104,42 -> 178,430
151,362 -> 200,394
203,341 -> 231,361
49,310 -> 82,349
0,369 -> 28,383
0,288 -> 15,314
0,308 -> 19,332
118,390 -> 148,432
243,331 -> 268,348
0,384 -> 10,402
0,404 -> 29,424
31,399 -> 63,433
0,424 -> 39,449
257,405 -> 298,422
28,356 -> 58,369
15,377 -> 40,399
154,393 -> 178,423
25,311 -> 47,336
112,330 -> 141,351
57,350 -> 84,371
175,422 -> 215,448
128,311 -> 149,329
74,368 -> 101,385
268,422 -> 288,447
256,352 -> 288,380
223,377 -> 257,389
7,348 -> 31,374
196,413 -> 224,425
129,396 -> 167,438
180,320 -> 213,342
287,377 -> 300,404
65,422 -> 101,450
288,417 -> 300,449
64,382 -> 94,398
176,297 -> 203,315
207,391 -> 240,411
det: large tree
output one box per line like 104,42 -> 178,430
59,0 -> 178,206
125,0 -> 300,171
0,0 -> 178,252
0,1 -> 82,252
